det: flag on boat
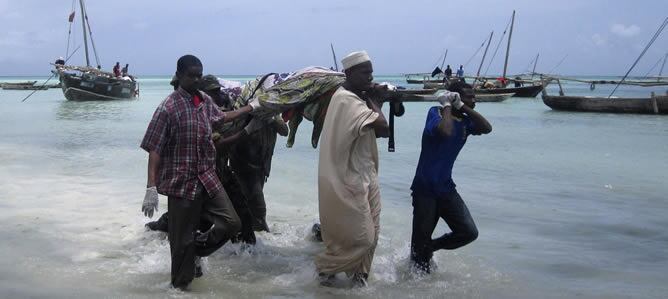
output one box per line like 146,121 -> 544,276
431,66 -> 443,77
68,11 -> 75,22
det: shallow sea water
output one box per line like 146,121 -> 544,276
0,75 -> 667,298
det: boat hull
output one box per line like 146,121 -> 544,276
59,70 -> 137,101
407,78 -> 443,84
476,85 -> 543,97
543,95 -> 668,114
476,93 -> 514,102
422,83 -> 543,98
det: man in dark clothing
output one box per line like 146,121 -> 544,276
122,64 -> 129,76
229,113 -> 288,232
444,65 -> 453,78
200,74 -> 259,244
113,62 -> 121,77
409,81 -> 492,274
140,55 -> 262,289
199,75 -> 234,109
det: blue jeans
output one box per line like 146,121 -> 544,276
410,190 -> 478,273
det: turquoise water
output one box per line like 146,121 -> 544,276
0,75 -> 667,298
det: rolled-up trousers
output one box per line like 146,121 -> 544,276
168,182 -> 241,289
410,190 -> 478,273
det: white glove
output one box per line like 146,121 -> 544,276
248,98 -> 262,111
142,186 -> 159,218
451,93 -> 465,110
436,90 -> 458,108
437,95 -> 452,108
379,82 -> 397,91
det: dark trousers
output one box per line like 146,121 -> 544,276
235,171 -> 269,232
168,183 -> 241,289
410,190 -> 478,273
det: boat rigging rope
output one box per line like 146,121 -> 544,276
81,0 -> 102,68
483,16 -> 512,77
523,55 -> 537,74
642,55 -> 666,78
609,16 -> 668,98
432,52 -> 444,69
547,54 -> 568,74
463,38 -> 487,69
21,46 -> 81,103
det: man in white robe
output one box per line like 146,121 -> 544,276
315,51 -> 390,287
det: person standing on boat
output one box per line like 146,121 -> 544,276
54,57 -> 65,65
121,64 -> 129,77
456,65 -> 464,78
113,62 -> 121,77
316,50 -> 389,287
444,65 -> 453,79
140,54 -> 262,290
409,81 -> 492,274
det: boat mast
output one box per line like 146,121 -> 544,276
330,43 -> 338,71
531,53 -> 539,79
502,10 -> 515,79
79,0 -> 90,67
473,31 -> 494,87
440,49 -> 448,70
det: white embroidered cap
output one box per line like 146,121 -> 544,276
341,51 -> 371,70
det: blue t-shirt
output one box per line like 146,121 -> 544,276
410,106 -> 474,197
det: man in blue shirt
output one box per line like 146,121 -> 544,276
409,81 -> 492,273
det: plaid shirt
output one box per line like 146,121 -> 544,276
141,87 -> 225,201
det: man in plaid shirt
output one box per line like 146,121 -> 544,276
140,55 -> 261,289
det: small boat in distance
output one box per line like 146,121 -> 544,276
541,78 -> 668,114
396,90 -> 513,103
542,93 -> 668,114
0,81 -> 37,89
0,81 -> 60,90
423,80 -> 540,98
55,0 -> 137,101
475,92 -> 515,102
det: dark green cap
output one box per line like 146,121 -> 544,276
200,74 -> 221,91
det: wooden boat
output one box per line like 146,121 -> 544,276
406,74 -> 444,84
396,88 -> 437,95
396,91 -> 513,103
56,0 -> 137,101
475,84 -> 543,97
58,66 -> 137,101
0,81 -> 37,88
476,92 -> 514,102
541,79 -> 668,114
543,93 -> 668,114
424,79 -> 543,97
2,84 -> 49,91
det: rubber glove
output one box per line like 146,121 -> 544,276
142,186 -> 159,218
248,97 -> 262,111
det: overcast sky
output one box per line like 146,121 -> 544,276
1,0 -> 666,76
